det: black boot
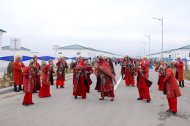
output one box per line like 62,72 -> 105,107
137,98 -> 143,100
14,85 -> 19,92
179,81 -> 182,87
182,80 -> 185,87
19,85 -> 22,91
56,85 -> 58,89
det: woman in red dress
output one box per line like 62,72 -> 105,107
174,57 -> 184,87
33,55 -> 41,92
22,61 -> 35,106
95,56 -> 116,101
136,60 -> 152,103
13,54 -> 25,92
73,58 -> 87,99
155,61 -> 166,91
84,58 -> 93,93
164,63 -> 181,114
121,56 -> 135,87
95,57 -> 101,92
38,60 -> 54,98
56,56 -> 68,88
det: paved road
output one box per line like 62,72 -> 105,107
0,66 -> 190,126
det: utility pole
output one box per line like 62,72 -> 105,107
152,17 -> 164,60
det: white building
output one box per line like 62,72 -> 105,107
0,29 -> 123,72
57,44 -> 123,60
150,45 -> 190,60
0,29 -> 6,52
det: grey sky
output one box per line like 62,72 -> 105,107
0,0 -> 190,57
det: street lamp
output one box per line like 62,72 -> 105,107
10,38 -> 21,57
144,35 -> 150,59
152,17 -> 164,60
53,45 -> 60,61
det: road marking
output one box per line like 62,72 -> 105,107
114,76 -> 122,90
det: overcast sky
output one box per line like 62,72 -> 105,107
0,0 -> 190,57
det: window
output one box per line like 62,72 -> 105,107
169,55 -> 171,58
189,53 -> 190,57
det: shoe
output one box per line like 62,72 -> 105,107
171,112 -> 177,115
99,97 -> 104,100
137,98 -> 143,100
56,86 -> 58,89
22,103 -> 29,106
110,98 -> 114,101
14,85 -> 18,92
166,110 -> 171,113
19,85 -> 22,91
60,86 -> 64,88
182,81 -> 185,87
74,96 -> 77,99
146,99 -> 151,103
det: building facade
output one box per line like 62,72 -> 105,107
150,45 -> 190,60
57,44 -> 123,60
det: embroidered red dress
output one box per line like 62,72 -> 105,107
96,59 -> 116,99
137,64 -> 151,101
155,65 -> 165,91
23,66 -> 34,105
38,64 -> 53,98
84,64 -> 93,93
164,68 -> 181,113
73,60 -> 87,99
56,60 -> 68,87
13,61 -> 25,85
33,62 -> 41,92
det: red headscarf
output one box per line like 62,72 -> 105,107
98,59 -> 116,84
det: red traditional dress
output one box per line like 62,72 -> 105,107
155,65 -> 165,91
23,66 -> 34,105
96,59 -> 116,100
121,58 -> 135,87
141,59 -> 150,79
13,61 -> 25,85
137,64 -> 151,102
56,60 -> 68,88
174,60 -> 184,87
95,61 -> 101,92
73,60 -> 87,99
164,68 -> 181,113
33,62 -> 41,92
84,64 -> 93,93
38,64 -> 53,98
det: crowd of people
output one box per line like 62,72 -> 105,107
10,54 -> 185,115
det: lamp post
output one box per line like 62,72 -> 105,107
145,35 -> 150,59
53,45 -> 60,61
152,17 -> 164,60
10,38 -> 21,57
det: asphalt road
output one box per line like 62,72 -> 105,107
0,66 -> 190,126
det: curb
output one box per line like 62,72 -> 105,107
185,80 -> 190,84
0,73 -> 73,95
0,87 -> 13,95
